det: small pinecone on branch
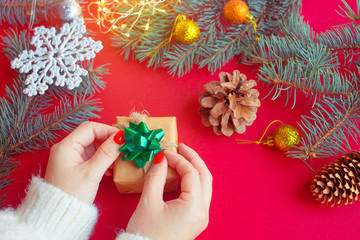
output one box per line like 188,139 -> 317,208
198,70 -> 260,136
311,151 -> 360,207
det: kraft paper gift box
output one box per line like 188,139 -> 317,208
113,116 -> 179,193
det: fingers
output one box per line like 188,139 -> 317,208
104,163 -> 114,177
165,150 -> 202,202
178,143 -> 213,207
62,122 -> 118,151
141,153 -> 168,206
178,143 -> 212,180
86,132 -> 123,177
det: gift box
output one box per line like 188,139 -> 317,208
113,115 -> 179,193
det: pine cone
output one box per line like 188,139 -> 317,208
311,151 -> 360,207
198,70 -> 260,136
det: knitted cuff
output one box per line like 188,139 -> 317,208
116,232 -> 152,240
15,177 -> 98,240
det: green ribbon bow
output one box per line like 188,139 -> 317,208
119,121 -> 165,168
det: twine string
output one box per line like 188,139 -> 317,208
114,111 -> 178,175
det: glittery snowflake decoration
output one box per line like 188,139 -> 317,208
11,18 -> 103,97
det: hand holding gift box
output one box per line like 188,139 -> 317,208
113,113 -> 179,193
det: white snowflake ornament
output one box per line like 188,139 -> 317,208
11,18 -> 103,97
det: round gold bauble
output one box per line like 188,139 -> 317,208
223,0 -> 249,24
174,19 -> 200,45
272,124 -> 300,152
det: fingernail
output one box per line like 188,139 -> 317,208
154,152 -> 165,164
113,130 -> 125,145
180,141 -> 188,146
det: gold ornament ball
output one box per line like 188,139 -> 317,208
223,0 -> 250,24
272,124 -> 300,152
174,19 -> 200,45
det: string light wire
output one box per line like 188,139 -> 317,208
87,0 -> 180,35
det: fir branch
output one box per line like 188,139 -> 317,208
109,0 -> 301,76
1,28 -> 30,60
199,24 -> 254,74
318,24 -> 360,67
243,35 -> 306,65
245,10 -> 360,109
250,56 -> 295,64
0,155 -> 18,206
279,12 -> 315,42
306,102 -> 357,157
288,94 -> 360,161
198,0 -> 302,74
269,76 -> 358,97
260,0 -> 301,36
0,96 -> 32,161
244,13 -> 316,64
0,86 -> 101,207
255,44 -> 354,107
337,0 -> 360,22
5,94 -> 100,154
198,0 -> 268,73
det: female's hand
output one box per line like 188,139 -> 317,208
126,143 -> 213,240
45,121 -> 123,204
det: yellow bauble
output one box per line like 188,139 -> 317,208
174,18 -> 200,45
272,124 -> 300,152
223,0 -> 249,24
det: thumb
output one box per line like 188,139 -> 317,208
87,131 -> 123,177
140,152 -> 167,206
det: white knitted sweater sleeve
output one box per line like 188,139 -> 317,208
0,177 -> 98,240
116,232 -> 152,240
0,176 -> 151,240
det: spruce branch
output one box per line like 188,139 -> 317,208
1,88 -> 101,156
243,35 -> 310,65
0,155 -> 18,206
268,76 -> 358,97
337,0 -> 360,23
199,24 -> 254,74
242,3 -> 360,167
245,10 -> 360,108
318,24 -> 360,67
280,13 -> 315,41
256,55 -> 355,107
288,94 -> 360,161
1,28 -> 30,60
261,0 -> 301,36
109,0 -> 301,77
0,95 -> 32,161
244,14 -> 316,65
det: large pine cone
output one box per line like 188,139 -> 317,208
311,151 -> 360,207
198,70 -> 260,136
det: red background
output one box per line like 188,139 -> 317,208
1,0 -> 360,239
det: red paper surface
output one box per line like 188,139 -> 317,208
1,0 -> 360,239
